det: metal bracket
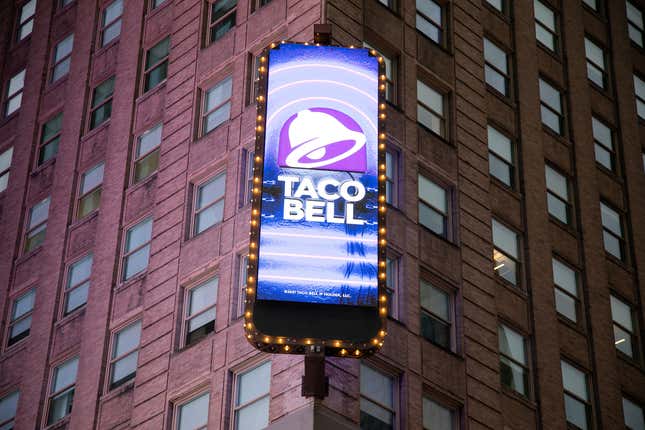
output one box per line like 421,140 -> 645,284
301,345 -> 329,399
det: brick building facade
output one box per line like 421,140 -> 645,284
1,0 -> 645,429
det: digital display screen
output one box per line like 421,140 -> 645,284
256,44 -> 380,307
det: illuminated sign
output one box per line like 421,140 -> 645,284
245,42 -> 387,357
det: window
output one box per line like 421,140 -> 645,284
561,360 -> 590,430
193,173 -> 226,235
0,391 -> 19,430
600,202 -> 624,260
492,219 -> 519,285
385,256 -> 399,319
611,295 -> 638,359
100,0 -> 123,47
60,0 -> 74,7
109,320 -> 141,389
420,280 -> 452,349
498,324 -> 528,397
0,147 -> 13,192
122,217 -> 153,281
385,149 -> 399,206
38,113 -> 63,166
552,258 -> 579,322
177,392 -> 209,430
416,0 -> 443,44
184,277 -> 218,345
89,77 -> 115,130
201,76 -> 232,135
545,165 -> 570,224
236,254 -> 248,318
47,357 -> 78,425
486,0 -> 503,12
484,38 -> 509,96
233,361 -> 271,430
134,123 -> 162,183
584,38 -> 606,89
360,364 -> 396,430
487,125 -> 514,187
378,0 -> 395,10
592,116 -> 615,171
634,74 -> 645,120
364,42 -> 397,104
582,0 -> 598,11
623,397 -> 645,430
5,69 -> 25,117
144,37 -> 170,93
417,80 -> 445,137
250,0 -> 271,12
77,162 -> 104,218
534,0 -> 557,51
24,197 -> 50,253
418,174 -> 448,237
539,78 -> 563,134
64,254 -> 92,315
51,34 -> 74,83
627,1 -> 644,47
152,0 -> 167,9
7,289 -> 35,347
17,0 -> 36,41
423,397 -> 455,430
246,54 -> 261,106
240,149 -> 254,206
208,0 -> 236,44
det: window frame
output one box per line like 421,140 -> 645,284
545,163 -> 572,225
422,393 -> 458,430
199,75 -> 233,136
634,73 -> 645,120
37,112 -> 63,167
173,390 -> 210,430
132,123 -> 163,184
487,123 -> 515,188
622,395 -> 645,430
492,218 -> 520,287
6,288 -> 36,348
385,145 -> 400,207
483,36 -> 510,97
15,0 -> 36,42
107,319 -> 142,390
191,171 -> 227,236
250,0 -> 272,13
561,359 -> 592,430
627,1 -> 644,48
385,252 -> 401,320
142,36 -> 170,94
552,256 -> 581,324
239,147 -> 255,207
416,0 -> 445,46
600,200 -> 625,261
364,41 -> 398,105
87,76 -> 115,132
359,362 -> 399,430
206,0 -> 237,46
182,276 -> 219,347
4,69 -> 26,117
76,162 -> 105,219
234,253 -> 249,319
232,360 -> 272,430
50,34 -> 74,84
23,196 -> 50,254
417,79 -> 447,138
45,356 -> 79,426
534,0 -> 559,53
584,36 -> 608,90
0,146 -> 14,193
62,253 -> 93,317
121,216 -> 153,282
418,172 -> 450,239
610,294 -> 639,360
0,390 -> 19,429
591,115 -> 616,172
498,323 -> 530,398
419,276 -> 455,351
245,52 -> 261,106
539,76 -> 565,136
99,0 -> 123,47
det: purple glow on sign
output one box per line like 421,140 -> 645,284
278,108 -> 367,172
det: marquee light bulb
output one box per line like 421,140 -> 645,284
378,56 -> 383,62
334,341 -> 341,347
380,307 -> 387,315
248,276 -> 254,283
379,144 -> 385,150
257,115 -> 263,121
256,125 -> 263,132
379,113 -> 386,119
257,95 -> 264,102
372,338 -> 379,345
284,345 -> 290,351
380,227 -> 385,234
247,287 -> 254,294
340,349 -> 347,355
379,84 -> 385,91
354,349 -> 361,356
379,272 -> 386,279
261,56 -> 266,62
379,133 -> 386,139
380,295 -> 387,302
264,336 -> 270,343
380,330 -> 387,337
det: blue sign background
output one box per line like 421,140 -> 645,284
256,44 -> 379,306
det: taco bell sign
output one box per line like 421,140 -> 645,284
255,43 -> 382,307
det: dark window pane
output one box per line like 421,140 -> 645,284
134,149 -> 160,182
421,312 -> 450,348
145,62 -> 168,91
500,356 -> 528,396
90,101 -> 113,129
564,393 -> 589,430
47,389 -> 74,425
39,138 -> 60,165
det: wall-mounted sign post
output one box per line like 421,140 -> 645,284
244,27 -> 387,395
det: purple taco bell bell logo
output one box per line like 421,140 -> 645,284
278,108 -> 367,172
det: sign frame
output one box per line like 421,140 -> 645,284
244,41 -> 388,358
